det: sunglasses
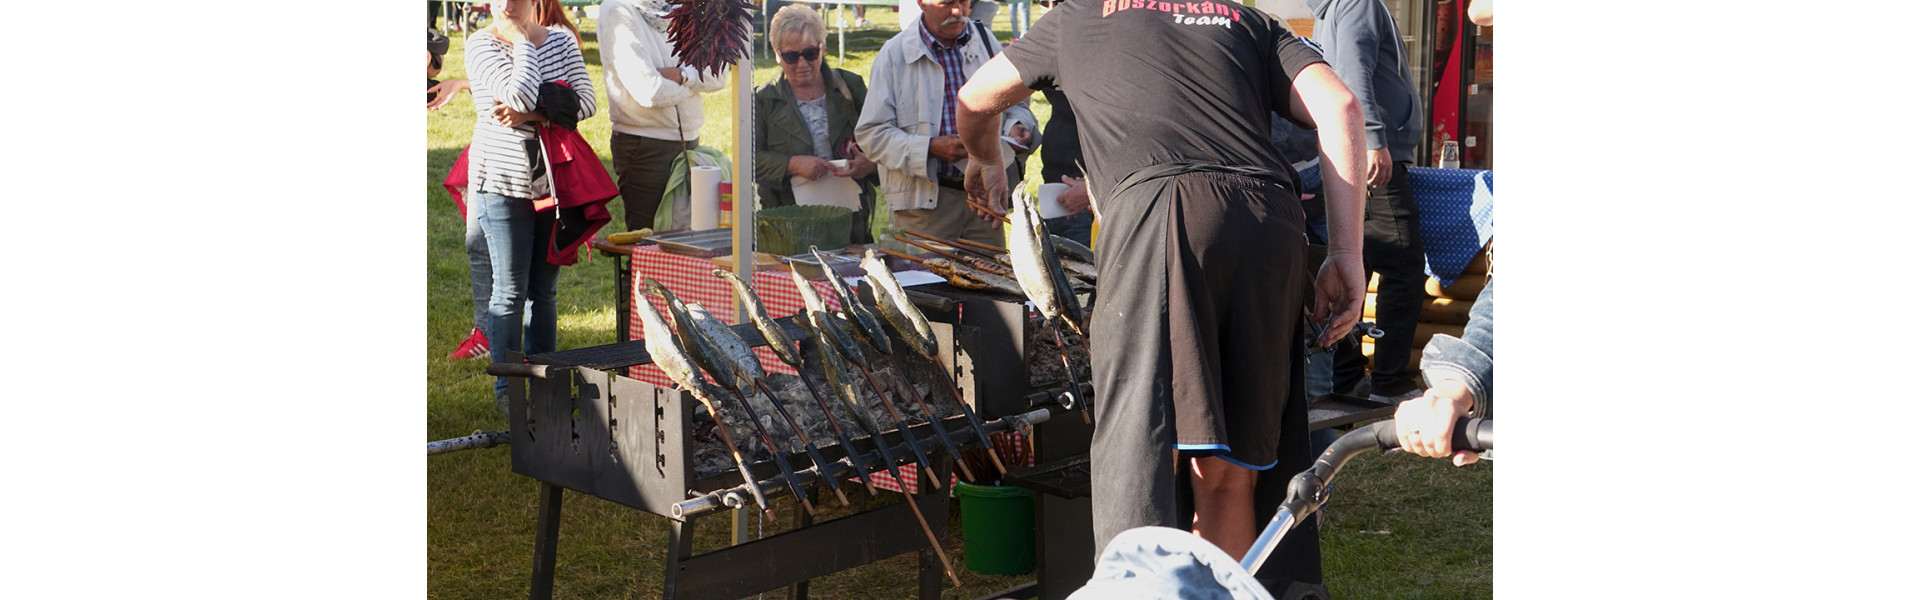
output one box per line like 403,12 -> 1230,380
779,46 -> 821,64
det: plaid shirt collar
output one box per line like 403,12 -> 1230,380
917,17 -> 974,54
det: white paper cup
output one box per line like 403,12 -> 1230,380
1037,182 -> 1070,219
828,159 -> 849,171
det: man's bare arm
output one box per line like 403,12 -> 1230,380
956,54 -> 1035,213
1288,63 -> 1369,347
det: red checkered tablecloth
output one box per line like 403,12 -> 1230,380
624,245 -> 1033,495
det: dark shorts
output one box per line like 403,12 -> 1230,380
1089,169 -> 1314,560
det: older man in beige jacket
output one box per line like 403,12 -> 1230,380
856,0 -> 1037,244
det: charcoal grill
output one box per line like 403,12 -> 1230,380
493,274 -> 1090,600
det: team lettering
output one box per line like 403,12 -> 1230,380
1102,0 -> 1243,23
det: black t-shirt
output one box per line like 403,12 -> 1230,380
1003,0 -> 1325,198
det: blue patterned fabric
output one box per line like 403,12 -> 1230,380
1409,167 -> 1493,286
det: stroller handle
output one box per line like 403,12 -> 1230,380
1370,417 -> 1493,454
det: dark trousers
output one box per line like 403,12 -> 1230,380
1333,162 -> 1425,397
1088,172 -> 1320,589
610,132 -> 699,232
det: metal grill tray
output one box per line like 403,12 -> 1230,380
643,229 -> 735,258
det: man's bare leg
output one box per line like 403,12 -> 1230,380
1188,455 -> 1258,559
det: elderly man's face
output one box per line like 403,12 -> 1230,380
918,0 -> 972,42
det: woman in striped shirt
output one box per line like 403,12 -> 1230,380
466,0 -> 596,402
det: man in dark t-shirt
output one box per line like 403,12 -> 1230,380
953,0 -> 1371,592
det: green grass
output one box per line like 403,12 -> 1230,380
428,8 -> 1489,599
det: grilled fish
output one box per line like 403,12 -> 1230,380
638,292 -> 706,392
714,269 -> 805,368
638,292 -> 774,517
684,302 -> 770,389
791,269 -> 868,365
963,255 -> 1016,278
925,257 -> 1025,296
1007,189 -> 1088,336
809,246 -> 893,357
994,252 -> 1096,285
860,250 -> 940,360
642,277 -> 739,390
1050,234 -> 1097,266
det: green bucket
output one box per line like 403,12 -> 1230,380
953,482 -> 1036,575
756,205 -> 853,256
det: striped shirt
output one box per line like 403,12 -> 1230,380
919,21 -> 973,181
466,30 -> 597,199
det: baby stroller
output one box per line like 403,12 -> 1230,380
1068,418 -> 1493,600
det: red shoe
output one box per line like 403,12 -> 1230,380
449,328 -> 490,360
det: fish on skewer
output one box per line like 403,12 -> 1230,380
636,292 -> 776,523
893,235 -> 1018,279
900,228 -> 1097,284
802,323 -> 963,588
1007,188 -> 1088,336
924,257 -> 1025,296
994,252 -> 1096,285
790,270 -> 946,489
1006,190 -> 1095,422
862,249 -> 1008,475
1049,234 -> 1097,266
810,246 -> 978,484
643,278 -> 819,515
715,269 -> 879,495
685,302 -> 852,508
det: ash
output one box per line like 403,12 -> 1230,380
1026,315 -> 1093,387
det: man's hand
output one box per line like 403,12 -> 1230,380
1310,250 -> 1366,348
1394,380 -> 1480,466
491,103 -> 545,127
963,154 -> 1009,225
788,155 -> 835,180
428,78 -> 470,110
1005,122 -> 1033,152
1057,175 -> 1090,215
929,135 -> 969,163
657,66 -> 686,84
1366,147 -> 1393,188
842,147 -> 877,179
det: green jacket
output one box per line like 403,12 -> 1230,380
754,63 -> 878,244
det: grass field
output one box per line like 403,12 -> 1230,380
428,7 -> 1491,599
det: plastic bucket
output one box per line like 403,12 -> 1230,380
953,482 -> 1036,575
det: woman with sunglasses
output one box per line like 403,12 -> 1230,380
753,5 -> 880,243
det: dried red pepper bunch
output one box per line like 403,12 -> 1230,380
664,0 -> 756,78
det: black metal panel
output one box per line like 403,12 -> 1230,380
669,493 -> 949,600
585,368 -> 687,515
946,293 -> 1031,421
519,367 -> 597,494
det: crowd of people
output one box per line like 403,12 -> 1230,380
431,0 -> 1491,595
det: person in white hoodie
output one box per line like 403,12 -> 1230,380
599,0 -> 729,232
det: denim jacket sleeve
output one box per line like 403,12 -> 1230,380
1420,278 -> 1493,415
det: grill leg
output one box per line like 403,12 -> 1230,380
530,482 -> 564,600
662,515 -> 698,598
615,257 -> 632,343
787,499 -> 814,600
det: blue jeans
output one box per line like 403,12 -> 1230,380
1043,212 -> 1094,248
465,201 -> 492,334
477,191 -> 559,396
1009,0 -> 1032,38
